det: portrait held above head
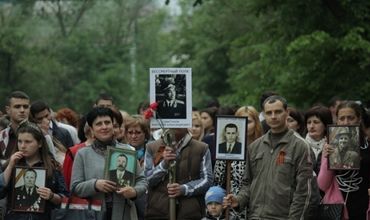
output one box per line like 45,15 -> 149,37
218,123 -> 241,154
329,126 -> 360,170
156,75 -> 186,119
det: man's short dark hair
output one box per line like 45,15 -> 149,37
259,91 -> 279,110
86,107 -> 114,127
6,91 -> 30,106
117,153 -> 128,160
95,93 -> 113,105
30,100 -> 50,118
224,123 -> 238,131
262,95 -> 288,111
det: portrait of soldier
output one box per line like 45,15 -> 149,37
14,168 -> 44,212
156,75 -> 186,119
329,127 -> 360,169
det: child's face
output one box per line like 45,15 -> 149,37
17,132 -> 41,158
207,202 -> 223,217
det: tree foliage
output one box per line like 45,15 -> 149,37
173,0 -> 370,109
1,0 -> 370,115
0,0 -> 172,113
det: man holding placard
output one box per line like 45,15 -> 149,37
223,96 -> 313,220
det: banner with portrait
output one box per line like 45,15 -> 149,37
149,68 -> 192,128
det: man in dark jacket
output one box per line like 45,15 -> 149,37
30,100 -> 74,148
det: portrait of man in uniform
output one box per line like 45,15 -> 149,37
155,74 -> 187,119
329,126 -> 360,170
13,168 -> 46,212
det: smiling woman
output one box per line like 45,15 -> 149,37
71,107 -> 147,220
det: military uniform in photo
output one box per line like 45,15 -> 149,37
14,185 -> 44,211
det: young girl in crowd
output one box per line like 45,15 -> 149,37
0,122 -> 68,220
213,106 -> 262,220
318,101 -> 370,220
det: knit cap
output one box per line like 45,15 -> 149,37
205,186 -> 226,205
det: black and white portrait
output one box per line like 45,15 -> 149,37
155,74 -> 186,119
150,68 -> 192,128
12,167 -> 46,213
216,116 -> 247,161
328,125 -> 360,170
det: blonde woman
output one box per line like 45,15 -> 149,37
213,106 -> 262,220
189,112 -> 205,141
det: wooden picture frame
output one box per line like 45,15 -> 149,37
12,166 -> 46,213
215,116 -> 247,161
104,147 -> 137,187
328,125 -> 360,170
149,68 -> 192,128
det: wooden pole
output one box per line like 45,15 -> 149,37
225,160 -> 231,220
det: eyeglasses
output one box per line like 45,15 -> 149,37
127,130 -> 143,136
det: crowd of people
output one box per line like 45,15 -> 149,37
0,90 -> 369,220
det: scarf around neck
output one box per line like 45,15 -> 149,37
92,139 -> 116,156
305,134 -> 325,159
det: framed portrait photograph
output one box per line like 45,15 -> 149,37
149,68 -> 192,128
104,147 -> 137,187
12,166 -> 46,213
215,116 -> 247,161
328,125 -> 360,170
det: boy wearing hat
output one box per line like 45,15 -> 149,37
202,186 -> 230,220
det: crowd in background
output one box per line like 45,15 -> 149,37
0,90 -> 369,220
